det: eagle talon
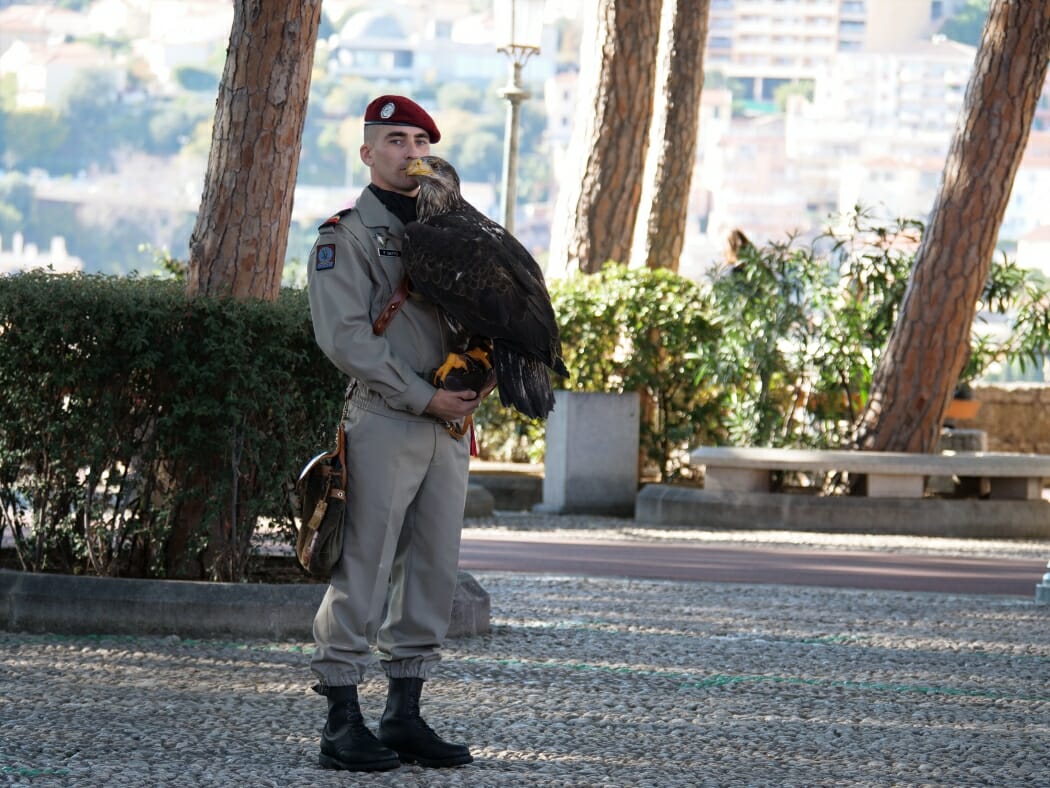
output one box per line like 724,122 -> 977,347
434,354 -> 469,383
433,349 -> 491,394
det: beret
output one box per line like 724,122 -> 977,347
364,95 -> 441,143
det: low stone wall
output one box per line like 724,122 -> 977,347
964,383 -> 1050,453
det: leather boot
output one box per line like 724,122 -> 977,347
318,685 -> 400,772
378,677 -> 473,767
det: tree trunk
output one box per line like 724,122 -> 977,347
174,1 -> 321,580
636,0 -> 710,273
549,0 -> 661,274
187,0 -> 321,301
857,0 -> 1050,453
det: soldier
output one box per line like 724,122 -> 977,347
305,95 -> 487,772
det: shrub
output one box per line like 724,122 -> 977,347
703,209 -> 1050,449
0,271 -> 342,581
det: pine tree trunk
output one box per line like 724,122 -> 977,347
172,1 -> 321,580
549,0 -> 661,274
857,0 -> 1050,453
187,0 -> 321,301
637,0 -> 710,273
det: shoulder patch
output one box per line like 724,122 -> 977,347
315,244 -> 336,270
317,207 -> 354,231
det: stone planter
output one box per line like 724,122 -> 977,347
536,390 -> 640,516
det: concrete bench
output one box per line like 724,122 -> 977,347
693,446 -> 1050,501
635,446 -> 1050,538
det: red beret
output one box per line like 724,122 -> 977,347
364,95 -> 441,143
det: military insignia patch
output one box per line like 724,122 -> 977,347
316,244 -> 336,270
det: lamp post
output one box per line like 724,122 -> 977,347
495,0 -> 543,235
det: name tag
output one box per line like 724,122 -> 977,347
379,248 -> 401,257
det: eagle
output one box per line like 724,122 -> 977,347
403,155 -> 569,419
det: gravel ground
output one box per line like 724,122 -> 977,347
2,566 -> 1049,786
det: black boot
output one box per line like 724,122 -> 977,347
378,677 -> 473,768
318,685 -> 401,772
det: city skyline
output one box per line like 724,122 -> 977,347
6,0 -> 1046,282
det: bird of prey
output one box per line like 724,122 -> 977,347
403,155 -> 569,419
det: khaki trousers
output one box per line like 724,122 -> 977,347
311,404 -> 469,687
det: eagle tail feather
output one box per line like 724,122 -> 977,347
494,343 -> 556,419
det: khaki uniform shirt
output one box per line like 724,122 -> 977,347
306,187 -> 456,418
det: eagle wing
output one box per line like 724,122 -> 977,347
403,205 -> 565,373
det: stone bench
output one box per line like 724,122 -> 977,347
693,446 -> 1050,500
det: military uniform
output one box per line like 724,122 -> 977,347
307,185 -> 470,687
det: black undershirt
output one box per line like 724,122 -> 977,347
368,184 -> 417,225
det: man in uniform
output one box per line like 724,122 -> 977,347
305,95 -> 484,772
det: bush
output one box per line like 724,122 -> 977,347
0,271 -> 343,581
702,209 -> 1050,450
466,264 -> 723,480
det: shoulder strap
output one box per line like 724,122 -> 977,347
372,276 -> 410,335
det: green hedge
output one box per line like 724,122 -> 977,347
0,271 -> 343,581
5,213 -> 1049,580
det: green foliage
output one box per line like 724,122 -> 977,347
146,97 -> 213,156
0,272 -> 343,581
57,71 -> 127,172
940,0 -> 990,46
173,66 -> 219,94
702,208 -> 1050,450
548,265 -> 720,480
773,80 -> 815,111
707,211 -> 919,449
1,108 -> 69,171
77,33 -> 132,55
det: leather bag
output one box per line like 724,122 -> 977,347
294,423 -> 347,577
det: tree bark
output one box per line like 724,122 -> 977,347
549,0 -> 661,274
857,0 -> 1050,453
187,0 -> 321,301
636,0 -> 710,273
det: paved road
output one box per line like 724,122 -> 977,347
459,533 -> 1046,596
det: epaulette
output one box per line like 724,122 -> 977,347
318,207 -> 354,231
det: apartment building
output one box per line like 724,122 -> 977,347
706,0 -> 969,101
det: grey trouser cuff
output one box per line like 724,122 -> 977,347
381,656 -> 439,680
311,665 -> 368,690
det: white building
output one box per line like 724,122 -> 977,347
0,4 -> 83,57
85,0 -> 152,39
328,4 -> 558,90
705,0 -> 968,102
1017,224 -> 1050,278
0,233 -> 83,275
0,40 -> 126,109
1001,132 -> 1050,244
131,1 -> 232,91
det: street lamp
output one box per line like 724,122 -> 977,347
494,0 -> 544,235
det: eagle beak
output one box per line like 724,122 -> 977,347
406,158 -> 433,177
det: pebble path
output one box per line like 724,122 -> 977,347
3,564 -> 1048,786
